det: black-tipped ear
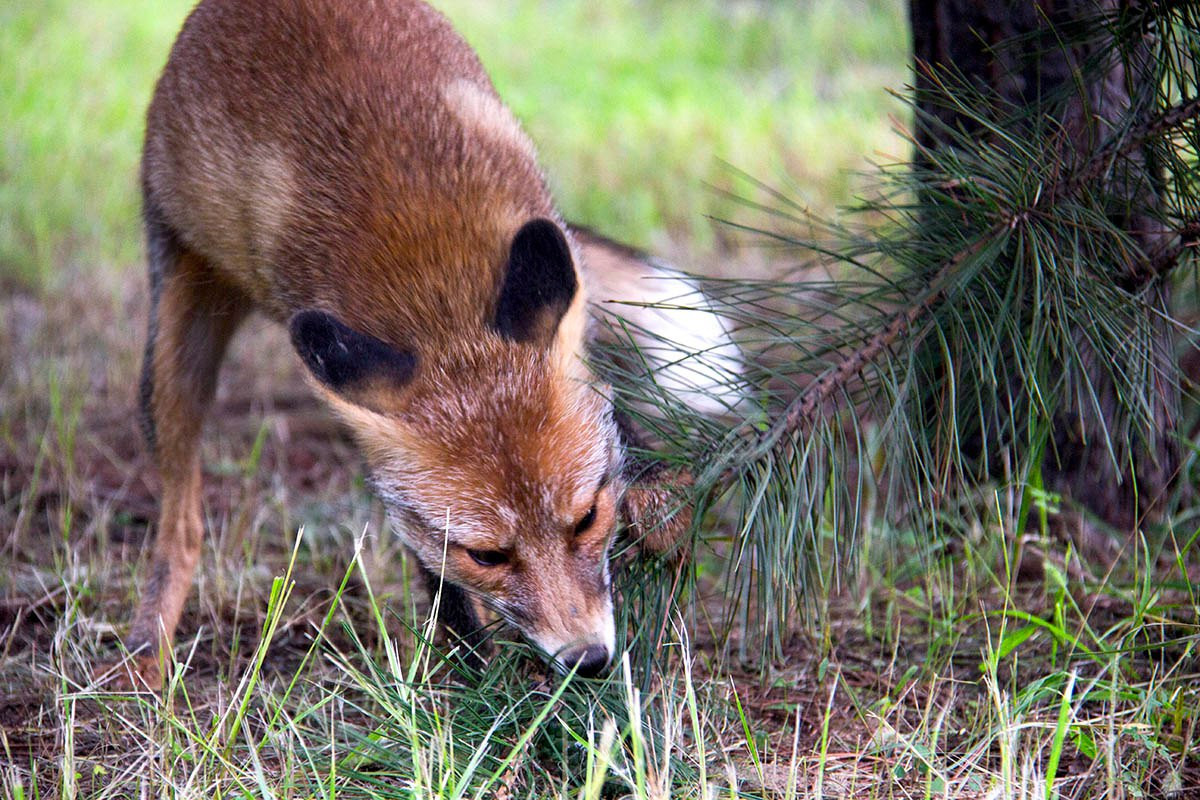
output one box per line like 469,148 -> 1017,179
493,218 -> 578,344
289,310 -> 416,402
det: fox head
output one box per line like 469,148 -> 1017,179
289,219 -> 622,675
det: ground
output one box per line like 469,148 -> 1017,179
2,0 -> 1199,797
3,270 -> 1197,796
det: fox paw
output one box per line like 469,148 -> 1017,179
621,470 -> 694,560
91,653 -> 164,693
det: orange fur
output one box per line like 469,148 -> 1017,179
129,0 -> 630,683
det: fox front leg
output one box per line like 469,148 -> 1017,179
614,412 -> 695,560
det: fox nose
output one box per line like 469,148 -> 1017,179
562,644 -> 610,678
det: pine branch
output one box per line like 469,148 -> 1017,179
719,229 -> 999,479
595,0 -> 1200,661
702,94 -> 1199,488
1064,94 -> 1200,193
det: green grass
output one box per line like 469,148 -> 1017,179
0,0 -> 907,291
0,0 -> 190,289
4,476 -> 1197,795
439,0 -> 907,249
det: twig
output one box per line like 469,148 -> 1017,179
1140,219 -> 1200,282
1061,95 -> 1200,195
1135,94 -> 1200,144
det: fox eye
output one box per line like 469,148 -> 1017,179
467,548 -> 508,567
574,504 -> 597,535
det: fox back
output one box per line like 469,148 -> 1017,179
145,0 -> 572,338
139,0 -> 622,674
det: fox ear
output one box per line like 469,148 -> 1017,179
493,218 -> 578,345
289,310 -> 416,408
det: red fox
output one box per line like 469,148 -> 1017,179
126,0 -> 733,687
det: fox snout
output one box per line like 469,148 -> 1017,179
463,494 -> 620,677
421,548 -> 617,677
522,589 -> 616,678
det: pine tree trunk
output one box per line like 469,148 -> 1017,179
908,0 -> 1181,531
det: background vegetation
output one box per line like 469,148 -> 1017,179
2,0 -> 1198,798
0,0 -> 906,290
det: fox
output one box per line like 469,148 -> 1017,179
123,0 -> 732,688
